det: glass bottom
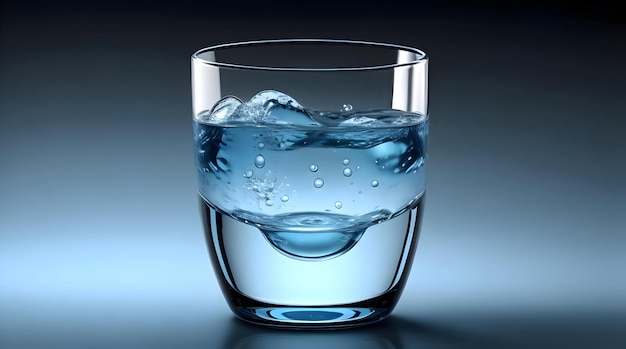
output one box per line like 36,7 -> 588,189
200,196 -> 423,329
223,284 -> 405,329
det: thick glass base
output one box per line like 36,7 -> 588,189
219,282 -> 406,329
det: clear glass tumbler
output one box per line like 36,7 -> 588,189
191,39 -> 428,329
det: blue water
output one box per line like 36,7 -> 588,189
194,91 -> 427,260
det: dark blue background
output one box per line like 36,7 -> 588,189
1,1 -> 624,348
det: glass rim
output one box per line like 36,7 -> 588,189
192,39 -> 428,72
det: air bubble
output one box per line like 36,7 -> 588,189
243,170 -> 253,178
258,142 -> 265,149
265,199 -> 274,206
334,201 -> 343,209
309,164 -> 318,172
314,178 -> 324,188
281,195 -> 289,202
342,104 -> 353,111
371,180 -> 379,187
342,158 -> 350,165
343,168 -> 352,177
254,155 -> 265,168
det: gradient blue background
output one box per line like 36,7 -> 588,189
1,1 -> 625,348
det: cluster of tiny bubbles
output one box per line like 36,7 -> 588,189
342,104 -> 353,112
242,174 -> 277,208
314,178 -> 324,188
254,155 -> 265,168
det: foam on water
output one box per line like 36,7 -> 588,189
195,90 -> 426,128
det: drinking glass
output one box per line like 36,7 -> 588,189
191,39 -> 428,329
